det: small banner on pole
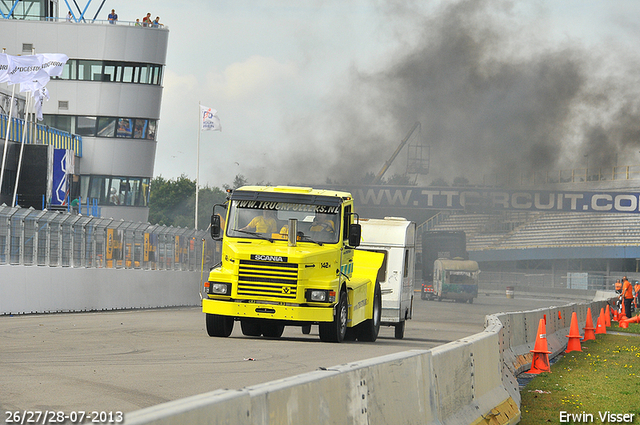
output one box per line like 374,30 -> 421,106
199,105 -> 222,131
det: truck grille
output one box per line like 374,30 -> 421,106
237,259 -> 299,300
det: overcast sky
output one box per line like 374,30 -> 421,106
73,1 -> 640,188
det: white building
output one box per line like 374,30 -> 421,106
0,0 -> 168,222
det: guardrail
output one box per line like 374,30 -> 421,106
123,292 -> 615,425
44,16 -> 168,29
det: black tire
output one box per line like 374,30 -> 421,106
240,319 -> 262,337
301,324 -> 312,334
344,327 -> 358,341
261,323 -> 285,338
357,284 -> 381,342
394,320 -> 405,339
206,314 -> 234,337
468,298 -> 474,304
319,290 -> 348,343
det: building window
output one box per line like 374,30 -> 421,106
52,59 -> 164,86
116,118 -> 133,138
103,64 -> 117,82
80,175 -> 150,207
76,116 -> 97,136
2,1 -> 40,20
44,115 -> 157,140
97,117 -> 117,137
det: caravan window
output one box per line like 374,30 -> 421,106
403,249 -> 410,278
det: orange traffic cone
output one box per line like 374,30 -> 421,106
622,315 -> 640,325
595,309 -> 606,335
583,308 -> 596,341
620,318 -> 629,329
620,310 -> 628,322
529,318 -> 551,374
604,305 -> 612,327
612,307 -> 619,322
565,312 -> 582,353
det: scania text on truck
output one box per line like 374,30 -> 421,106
358,217 -> 415,339
204,186 -> 384,343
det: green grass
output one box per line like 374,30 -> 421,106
520,321 -> 640,424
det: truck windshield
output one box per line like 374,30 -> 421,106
226,200 -> 341,244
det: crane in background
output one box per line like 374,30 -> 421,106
372,122 -> 426,185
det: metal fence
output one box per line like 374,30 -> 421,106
478,270 -> 634,292
0,204 -> 215,270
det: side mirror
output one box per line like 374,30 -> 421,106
211,214 -> 221,240
348,223 -> 361,247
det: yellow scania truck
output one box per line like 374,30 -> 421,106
203,186 -> 384,343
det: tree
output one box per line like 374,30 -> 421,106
149,175 -> 195,226
453,176 -> 470,187
385,173 -> 415,186
223,174 -> 248,191
429,177 -> 449,187
358,172 -> 376,185
149,175 -> 227,230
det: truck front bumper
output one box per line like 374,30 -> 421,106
202,298 -> 335,323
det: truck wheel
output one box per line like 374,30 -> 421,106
357,284 -> 381,342
240,319 -> 262,337
467,298 -> 474,304
394,320 -> 405,339
261,323 -> 285,338
301,324 -> 312,334
319,290 -> 348,343
206,314 -> 234,337
344,327 -> 357,341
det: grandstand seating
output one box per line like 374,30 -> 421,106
427,211 -> 640,251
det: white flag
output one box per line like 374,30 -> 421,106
200,105 -> 222,131
7,53 -> 68,87
0,54 -> 9,83
32,87 -> 49,121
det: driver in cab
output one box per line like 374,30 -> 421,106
240,210 -> 277,234
310,214 -> 335,237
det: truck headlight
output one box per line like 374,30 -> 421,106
306,289 -> 336,303
208,282 -> 231,295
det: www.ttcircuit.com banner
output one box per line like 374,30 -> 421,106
333,186 -> 640,214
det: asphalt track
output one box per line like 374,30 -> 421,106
0,292 -> 589,414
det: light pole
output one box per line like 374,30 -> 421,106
584,154 -> 589,181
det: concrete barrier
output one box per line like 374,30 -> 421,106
3,270 -> 612,424
126,351 -> 435,425
0,265 -> 202,314
125,295 -> 617,425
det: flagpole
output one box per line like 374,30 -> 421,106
12,47 -> 37,207
0,82 -> 15,198
13,91 -> 31,207
195,101 -> 201,229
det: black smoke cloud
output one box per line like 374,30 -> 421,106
276,0 -> 640,186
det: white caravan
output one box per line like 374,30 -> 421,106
358,217 -> 415,339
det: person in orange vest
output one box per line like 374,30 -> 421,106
635,280 -> 640,308
614,279 -> 622,294
620,277 -> 634,319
